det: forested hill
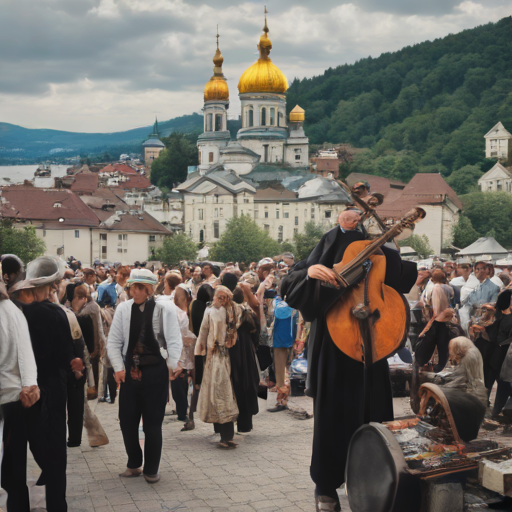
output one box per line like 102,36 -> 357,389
286,16 -> 512,191
0,113 -> 204,164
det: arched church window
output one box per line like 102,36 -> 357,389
261,107 -> 267,126
278,112 -> 284,127
209,152 -> 214,163
270,108 -> 275,126
199,230 -> 204,243
207,114 -> 213,132
215,114 -> 223,132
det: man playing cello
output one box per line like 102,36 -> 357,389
281,209 -> 419,512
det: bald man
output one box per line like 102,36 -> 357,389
281,207 -> 417,511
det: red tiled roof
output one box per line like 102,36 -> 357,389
346,173 -> 406,198
401,173 -> 463,210
80,188 -> 131,222
70,173 -> 99,194
114,175 -> 151,190
345,172 -> 462,219
113,163 -> 137,175
1,187 -> 99,227
102,211 -> 171,234
99,164 -> 117,173
312,158 -> 340,172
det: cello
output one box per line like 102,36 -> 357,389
326,207 -> 425,368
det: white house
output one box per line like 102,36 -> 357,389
485,122 -> 512,161
478,161 -> 512,193
1,186 -> 171,266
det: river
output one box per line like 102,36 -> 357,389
0,165 -> 70,185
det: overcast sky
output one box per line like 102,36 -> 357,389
1,0 -> 511,133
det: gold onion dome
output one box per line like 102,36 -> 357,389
238,9 -> 288,95
289,105 -> 305,122
204,29 -> 229,102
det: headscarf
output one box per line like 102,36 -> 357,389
214,286 -> 238,348
221,273 -> 238,292
191,284 -> 214,336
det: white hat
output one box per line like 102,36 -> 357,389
258,257 -> 273,267
26,256 -> 65,286
126,268 -> 158,288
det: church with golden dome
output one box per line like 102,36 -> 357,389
197,12 -> 309,175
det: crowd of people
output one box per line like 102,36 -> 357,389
4,204 -> 512,512
0,250 -> 306,510
410,257 -> 512,420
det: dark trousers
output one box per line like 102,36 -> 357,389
415,321 -> 451,372
119,360 -> 168,476
67,374 -> 85,446
214,422 -> 234,442
106,367 -> 117,403
493,380 -> 512,416
2,377 -> 68,512
91,356 -> 99,390
171,370 -> 189,421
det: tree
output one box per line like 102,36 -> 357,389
154,233 -> 197,266
150,132 -> 199,189
446,165 -> 483,195
0,220 -> 46,264
398,234 -> 433,259
452,215 -> 479,249
293,222 -> 325,261
460,191 -> 512,247
209,214 -> 280,263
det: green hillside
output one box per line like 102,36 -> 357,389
0,114 -> 204,164
287,16 -> 512,188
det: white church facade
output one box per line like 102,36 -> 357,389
196,18 -> 309,176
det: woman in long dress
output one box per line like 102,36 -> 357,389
195,286 -> 240,449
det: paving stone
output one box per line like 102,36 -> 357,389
2,394 -> 354,511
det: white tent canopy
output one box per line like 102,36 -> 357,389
456,237 -> 509,261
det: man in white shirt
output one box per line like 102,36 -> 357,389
0,285 -> 40,500
107,269 -> 182,484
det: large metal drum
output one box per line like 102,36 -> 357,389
346,422 -> 421,512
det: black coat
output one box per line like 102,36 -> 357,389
281,227 -> 417,492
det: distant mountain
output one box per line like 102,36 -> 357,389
0,114 -> 204,164
286,16 -> 512,184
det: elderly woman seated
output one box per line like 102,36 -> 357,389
427,337 -> 487,442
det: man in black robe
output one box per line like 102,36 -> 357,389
282,210 -> 417,511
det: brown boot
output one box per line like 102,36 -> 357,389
119,467 -> 142,477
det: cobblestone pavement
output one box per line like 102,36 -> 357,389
0,395 -> 417,512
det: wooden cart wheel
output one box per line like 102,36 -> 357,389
418,383 -> 463,444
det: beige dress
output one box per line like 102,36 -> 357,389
195,305 -> 239,424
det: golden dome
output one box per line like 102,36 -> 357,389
204,77 -> 229,102
289,105 -> 305,122
237,9 -> 288,95
204,29 -> 229,102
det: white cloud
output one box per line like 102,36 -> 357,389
88,0 -> 121,18
0,0 -> 510,132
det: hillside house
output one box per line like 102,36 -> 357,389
478,162 -> 512,192
485,122 -> 512,161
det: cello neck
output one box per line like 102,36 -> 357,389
336,207 -> 425,278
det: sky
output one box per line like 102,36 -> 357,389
1,0 -> 511,133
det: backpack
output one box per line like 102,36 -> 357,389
274,298 -> 296,339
